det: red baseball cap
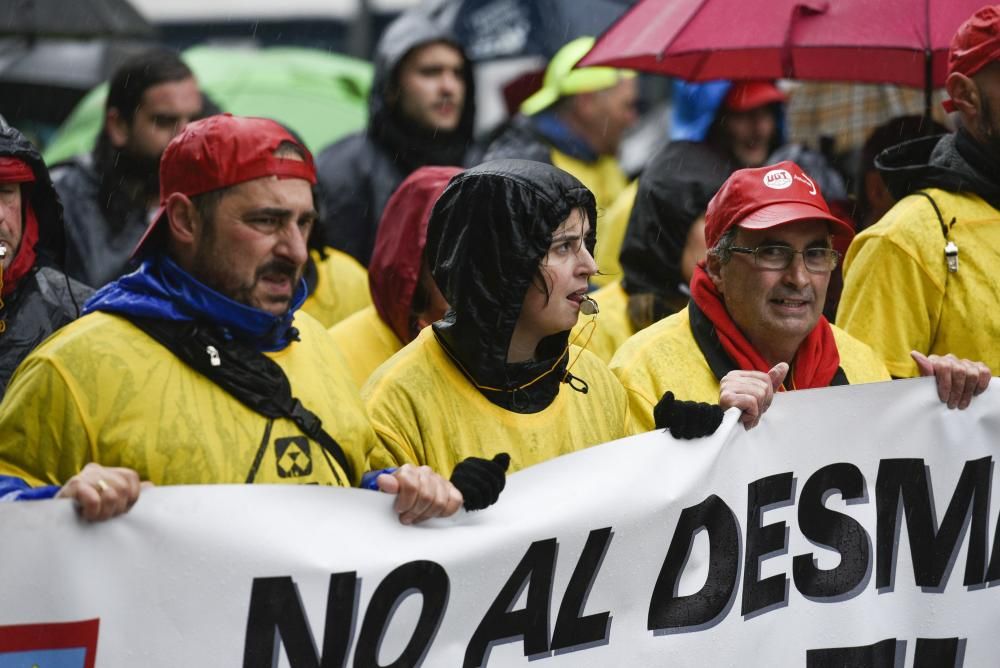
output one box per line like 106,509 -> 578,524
704,160 -> 855,249
722,81 -> 787,113
943,5 -> 1000,112
134,113 -> 317,255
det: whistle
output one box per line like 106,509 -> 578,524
580,296 -> 599,316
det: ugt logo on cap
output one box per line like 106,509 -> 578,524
763,169 -> 793,189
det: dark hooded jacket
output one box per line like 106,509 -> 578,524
50,136 -> 153,289
618,83 -> 788,326
427,159 -> 596,413
483,112 -> 589,165
0,126 -> 93,398
875,129 -> 1000,210
618,140 -> 734,320
369,165 -> 461,344
315,8 -> 477,267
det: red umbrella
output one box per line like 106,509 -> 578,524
579,0 -> 986,112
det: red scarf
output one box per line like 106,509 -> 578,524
0,157 -> 38,298
689,264 -> 840,389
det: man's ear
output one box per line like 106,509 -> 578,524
705,251 -> 726,294
105,108 -> 130,149
945,72 -> 980,120
164,193 -> 199,248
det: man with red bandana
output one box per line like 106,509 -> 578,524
0,124 -> 92,397
610,161 -> 991,432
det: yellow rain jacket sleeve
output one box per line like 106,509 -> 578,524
0,311 -> 374,487
569,279 -> 634,364
592,180 -> 637,288
839,189 -> 1000,377
610,307 -> 891,433
301,247 -> 373,328
329,305 -> 403,389
362,328 -> 630,477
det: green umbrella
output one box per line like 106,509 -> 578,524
43,45 -> 373,164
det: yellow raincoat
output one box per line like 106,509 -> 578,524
610,307 -> 891,432
839,189 -> 1000,377
0,311 -> 372,486
363,328 -> 630,477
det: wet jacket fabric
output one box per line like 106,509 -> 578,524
328,166 -> 460,388
0,267 -> 92,400
610,306 -> 890,432
300,247 -> 371,329
0,254 -> 374,487
839,130 -> 1000,376
363,327 -> 629,477
483,113 -> 630,212
315,9 -> 476,266
369,166 -> 462,344
620,140 -> 734,310
569,279 -> 632,363
51,150 -> 151,289
0,126 -> 92,399
329,305 -> 401,388
591,179 -> 636,288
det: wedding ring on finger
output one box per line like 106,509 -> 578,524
95,479 -> 110,494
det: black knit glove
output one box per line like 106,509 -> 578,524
653,391 -> 724,439
450,453 -> 511,511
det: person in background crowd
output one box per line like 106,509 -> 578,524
315,8 -> 477,267
0,124 -> 92,399
852,116 -> 948,232
611,161 -> 989,433
0,115 -> 462,524
330,166 -> 460,388
51,49 -> 209,289
594,79 -> 786,299
299,233 -> 372,329
571,80 -> 787,362
273,123 -> 372,330
483,37 -> 638,218
839,5 -> 1000,377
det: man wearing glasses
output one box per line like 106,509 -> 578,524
610,161 -> 990,432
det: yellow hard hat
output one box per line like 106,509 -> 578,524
520,36 -> 636,116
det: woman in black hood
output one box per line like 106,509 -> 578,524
362,159 -> 630,489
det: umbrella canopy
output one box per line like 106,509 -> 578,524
0,38 -> 152,129
429,0 -> 635,62
580,0 -> 985,90
0,0 -> 153,39
43,45 -> 373,165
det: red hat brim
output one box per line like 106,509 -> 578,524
737,201 -> 855,242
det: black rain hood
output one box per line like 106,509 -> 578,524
619,141 -> 732,310
876,129 -> 1000,211
427,159 -> 597,413
367,7 -> 477,173
0,124 -> 65,268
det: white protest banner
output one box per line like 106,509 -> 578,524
1,377 -> 998,666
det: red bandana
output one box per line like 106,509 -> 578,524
689,264 -> 840,390
0,157 -> 39,298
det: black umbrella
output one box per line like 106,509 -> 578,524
0,0 -> 153,39
0,37 -> 152,126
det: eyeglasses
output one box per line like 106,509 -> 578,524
729,245 -> 840,273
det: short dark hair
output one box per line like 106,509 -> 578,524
707,227 -> 739,264
106,48 -> 194,124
